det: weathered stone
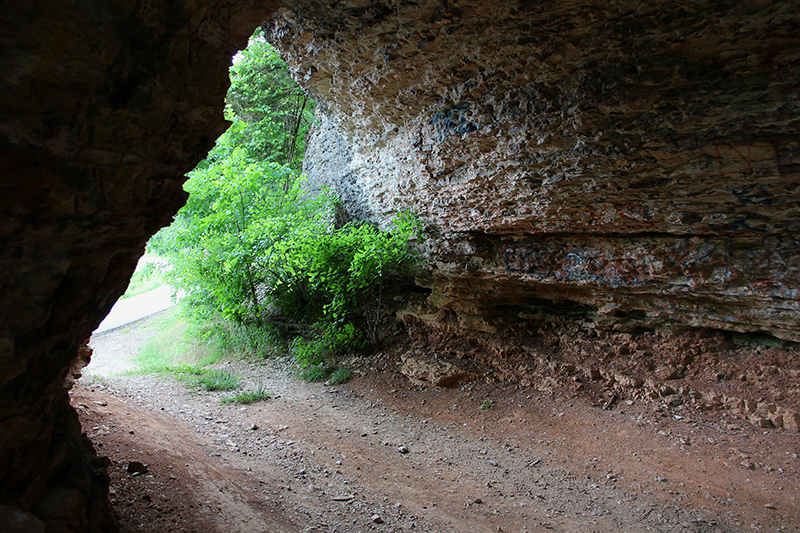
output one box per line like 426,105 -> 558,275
280,0 -> 800,341
782,410 -> 800,433
664,394 -> 683,408
744,399 -> 759,413
400,350 -> 482,388
126,462 -> 148,476
749,415 -> 773,429
768,413 -> 784,429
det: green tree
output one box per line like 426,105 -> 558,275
151,28 -> 423,361
222,28 -> 314,171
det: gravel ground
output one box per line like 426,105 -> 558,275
74,317 -> 800,532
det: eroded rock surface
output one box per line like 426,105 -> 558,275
274,0 -> 800,340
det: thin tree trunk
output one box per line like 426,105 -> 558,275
285,93 -> 308,173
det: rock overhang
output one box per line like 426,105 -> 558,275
271,0 -> 800,340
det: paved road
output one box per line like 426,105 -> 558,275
94,285 -> 174,334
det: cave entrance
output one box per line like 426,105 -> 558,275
84,26 -> 318,378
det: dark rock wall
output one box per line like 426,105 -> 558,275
0,1 -> 278,529
275,0 -> 800,340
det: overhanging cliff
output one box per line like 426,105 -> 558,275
271,0 -> 800,340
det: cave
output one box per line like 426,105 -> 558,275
1,0 -> 799,530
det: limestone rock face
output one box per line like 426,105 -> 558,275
1,1 -> 278,529
271,0 -> 800,340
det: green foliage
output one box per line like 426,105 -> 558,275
273,212 -> 422,348
480,399 -> 494,410
292,323 -> 365,367
327,367 -> 352,386
199,370 -> 241,391
150,27 -> 423,373
200,318 -> 285,360
291,336 -> 328,369
223,28 -> 315,170
297,365 -> 350,384
173,365 -> 204,378
221,385 -> 271,404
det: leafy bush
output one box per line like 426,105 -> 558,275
149,27 -> 423,372
150,28 -> 324,345
272,212 -> 422,349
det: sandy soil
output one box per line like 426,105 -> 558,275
74,314 -> 800,533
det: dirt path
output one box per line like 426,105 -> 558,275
75,318 -> 800,533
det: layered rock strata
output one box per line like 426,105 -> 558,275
275,0 -> 800,340
1,1 -> 278,529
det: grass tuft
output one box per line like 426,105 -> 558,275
222,386 -> 271,404
299,365 -> 331,382
198,369 -> 240,391
327,367 -> 351,385
173,365 -> 240,391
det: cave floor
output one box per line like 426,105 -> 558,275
74,320 -> 800,533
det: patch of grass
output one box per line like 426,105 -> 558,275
327,367 -> 351,385
201,320 -> 284,361
299,365 -> 331,382
121,257 -> 166,300
173,364 -> 204,379
131,308 -> 189,373
222,386 -> 271,404
173,365 -> 240,391
129,306 -> 228,375
198,369 -> 240,391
